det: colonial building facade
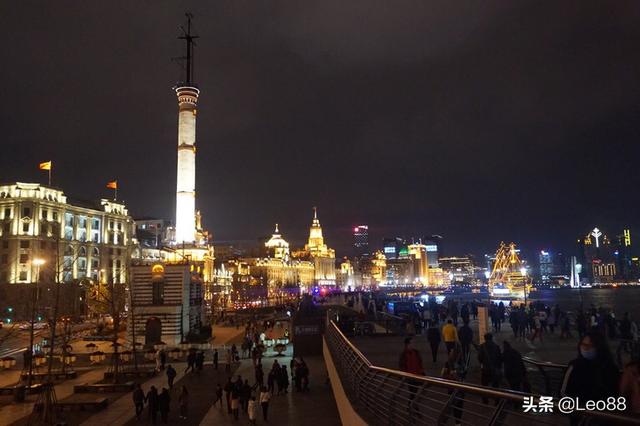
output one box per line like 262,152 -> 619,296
0,182 -> 134,285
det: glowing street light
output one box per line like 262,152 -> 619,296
27,258 -> 46,387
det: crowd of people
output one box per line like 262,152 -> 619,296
394,298 -> 640,415
129,316 -> 316,423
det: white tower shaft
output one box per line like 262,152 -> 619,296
175,86 -> 200,244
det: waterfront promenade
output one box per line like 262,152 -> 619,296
0,322 -> 340,426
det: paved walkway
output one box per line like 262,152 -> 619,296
80,325 -> 247,426
2,366 -> 107,426
198,347 -> 340,426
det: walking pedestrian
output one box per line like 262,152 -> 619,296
132,383 -> 144,420
248,396 -> 258,425
529,313 -> 543,343
241,379 -> 251,413
178,385 -> 189,419
398,337 -> 424,415
155,350 -> 162,372
225,348 -> 232,372
231,386 -> 240,420
442,319 -> 458,354
477,333 -> 503,404
185,350 -> 196,374
299,359 -> 310,392
166,364 -> 176,389
259,386 -> 271,421
213,348 -> 219,370
224,377 -> 233,414
267,366 -> 276,394
158,387 -> 171,424
561,331 -> 620,403
441,346 -> 465,426
280,365 -> 290,394
619,360 -> 640,414
502,341 -> 528,392
145,385 -> 159,424
213,383 -> 223,409
458,319 -> 473,365
196,351 -> 204,372
255,363 -> 264,387
160,349 -> 166,370
427,324 -> 442,363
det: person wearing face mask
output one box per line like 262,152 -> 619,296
561,331 -> 620,404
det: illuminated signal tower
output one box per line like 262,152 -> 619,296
488,242 -> 531,296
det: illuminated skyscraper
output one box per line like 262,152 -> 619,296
538,250 -> 553,284
423,235 -> 443,267
353,225 -> 369,256
382,237 -> 404,260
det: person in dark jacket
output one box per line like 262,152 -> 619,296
185,350 -> 196,374
145,385 -> 159,424
224,377 -> 233,414
562,331 -> 620,403
502,341 -> 527,392
166,364 -> 176,389
427,324 -> 442,363
132,383 -> 145,420
158,387 -> 171,424
255,362 -> 264,387
213,348 -> 219,370
280,365 -> 290,394
196,351 -> 205,372
159,350 -> 166,370
458,320 -> 473,363
477,333 -> 502,404
241,379 -> 252,413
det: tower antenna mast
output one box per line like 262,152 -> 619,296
178,12 -> 199,84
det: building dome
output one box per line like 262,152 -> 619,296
265,223 -> 289,259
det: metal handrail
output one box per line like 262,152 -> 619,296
325,320 -> 640,426
522,356 -> 567,396
522,357 -> 567,370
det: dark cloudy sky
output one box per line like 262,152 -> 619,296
2,1 -> 640,258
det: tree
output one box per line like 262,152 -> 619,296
87,276 -> 127,383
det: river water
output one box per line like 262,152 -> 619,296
527,288 -> 640,314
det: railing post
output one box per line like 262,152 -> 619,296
436,389 -> 459,426
488,399 -> 507,426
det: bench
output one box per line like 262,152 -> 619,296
103,369 -> 155,380
20,371 -> 77,382
83,336 -> 114,341
74,381 -> 134,393
35,397 -> 108,412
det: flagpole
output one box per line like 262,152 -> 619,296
114,187 -> 117,201
48,168 -> 51,187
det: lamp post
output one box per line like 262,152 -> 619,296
27,258 -> 46,387
520,267 -> 528,308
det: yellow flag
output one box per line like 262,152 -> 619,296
39,161 -> 52,171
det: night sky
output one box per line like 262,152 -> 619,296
2,1 -> 640,258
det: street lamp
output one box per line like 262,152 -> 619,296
27,258 -> 46,387
520,267 -> 528,308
